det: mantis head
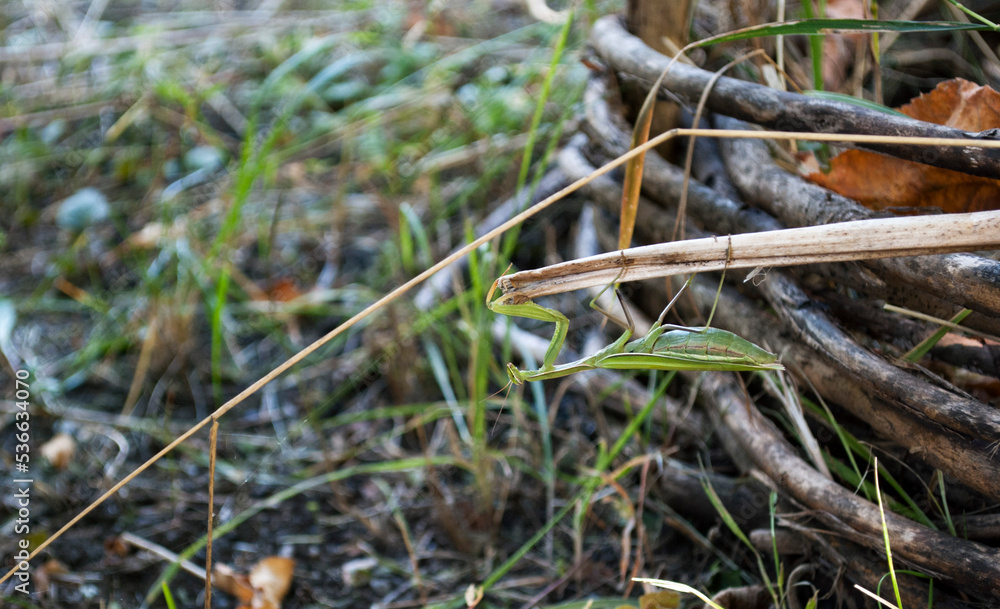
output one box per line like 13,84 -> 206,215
506,363 -> 526,385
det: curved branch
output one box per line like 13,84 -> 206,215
698,364 -> 1000,600
714,115 -> 1000,323
589,16 -> 1000,178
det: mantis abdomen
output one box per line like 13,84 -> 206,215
598,327 -> 782,372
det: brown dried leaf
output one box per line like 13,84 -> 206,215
705,584 -> 771,609
264,278 -> 303,302
33,559 -> 68,595
213,563 -> 254,603
808,78 -> 1000,212
103,536 -> 129,558
40,434 -> 76,470
248,556 -> 295,609
900,77 -> 1000,130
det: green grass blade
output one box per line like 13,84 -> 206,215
799,0 -> 825,92
874,457 -> 904,609
145,456 -> 459,605
903,308 -> 972,362
210,267 -> 231,404
806,399 -> 936,529
502,9 -> 575,259
522,347 -> 556,514
804,90 -> 909,117
694,19 -> 991,48
769,491 -> 785,603
944,0 -> 999,29
422,338 -> 473,443
698,466 -> 779,605
398,206 -> 416,274
161,582 -> 177,609
516,9 -> 574,192
700,475 -> 753,550
937,471 -> 958,536
400,202 -> 433,271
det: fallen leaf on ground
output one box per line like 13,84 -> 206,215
808,78 -> 1000,212
104,536 -> 129,558
262,278 -> 304,302
248,556 -> 295,609
214,563 -> 254,603
33,559 -> 68,595
706,584 -> 772,609
40,433 -> 76,470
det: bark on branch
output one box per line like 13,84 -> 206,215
589,15 -> 1000,178
697,361 -> 1000,600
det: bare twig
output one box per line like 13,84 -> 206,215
496,210 -> 1000,300
697,368 -> 1000,598
714,115 -> 1000,320
578,80 -> 1000,327
679,275 -> 1000,503
589,16 -> 1000,178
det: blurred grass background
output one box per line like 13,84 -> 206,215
7,0 -> 997,607
0,2 -> 689,608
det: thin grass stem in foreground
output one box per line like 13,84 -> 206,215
4,125 -> 998,586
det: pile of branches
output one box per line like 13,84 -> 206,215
543,15 -> 1000,607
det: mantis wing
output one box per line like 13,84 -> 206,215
604,328 -> 782,372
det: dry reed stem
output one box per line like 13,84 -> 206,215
204,419 -> 219,609
497,210 -> 1000,299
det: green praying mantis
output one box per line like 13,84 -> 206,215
486,267 -> 784,385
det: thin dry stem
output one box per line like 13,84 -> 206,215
205,419 -> 219,609
883,304 -> 1000,343
0,113 -> 679,585
4,126 -> 999,585
119,532 -> 206,579
676,50 -> 767,241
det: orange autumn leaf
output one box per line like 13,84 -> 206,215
249,277 -> 304,303
265,278 -> 303,302
248,556 -> 295,609
40,433 -> 76,470
808,78 -> 1000,212
214,563 -> 254,603
901,78 -> 1000,129
215,556 -> 295,609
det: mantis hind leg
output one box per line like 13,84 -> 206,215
659,235 -> 733,332
656,274 -> 695,326
703,235 -> 734,329
588,252 -> 634,333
